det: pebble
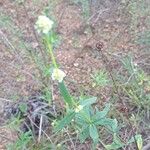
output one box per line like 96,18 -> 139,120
73,62 -> 79,67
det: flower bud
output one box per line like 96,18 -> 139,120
51,68 -> 66,83
35,15 -> 54,34
75,105 -> 83,113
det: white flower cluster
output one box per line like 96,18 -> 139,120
51,68 -> 66,83
35,15 -> 54,34
75,105 -> 83,113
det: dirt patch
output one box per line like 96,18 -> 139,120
0,0 -> 150,149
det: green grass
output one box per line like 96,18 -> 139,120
91,69 -> 110,87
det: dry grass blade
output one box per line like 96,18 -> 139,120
38,115 -> 43,143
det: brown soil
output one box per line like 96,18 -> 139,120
0,0 -> 149,149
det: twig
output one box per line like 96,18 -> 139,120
0,98 -> 13,103
65,128 -> 76,150
38,115 -> 43,143
0,29 -> 24,64
27,116 -> 53,143
87,8 -> 109,24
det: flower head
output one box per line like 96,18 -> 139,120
75,105 -> 83,113
51,120 -> 57,127
35,15 -> 54,34
51,68 -> 66,83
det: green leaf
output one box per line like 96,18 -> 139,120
95,103 -> 111,120
89,124 -> 99,143
19,103 -> 27,113
95,118 -> 118,132
79,97 -> 97,107
75,114 -> 87,125
79,127 -> 89,143
43,65 -> 53,77
91,69 -> 109,87
50,31 -> 58,44
59,82 -> 74,107
75,106 -> 93,127
136,135 -> 143,150
111,119 -> 118,132
55,111 -> 75,132
105,133 -> 124,150
128,134 -> 143,150
121,55 -> 135,75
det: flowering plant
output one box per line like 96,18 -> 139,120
34,15 -> 119,146
51,68 -> 66,83
34,15 -> 141,149
35,15 -> 54,34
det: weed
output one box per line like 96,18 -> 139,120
6,131 -> 32,150
117,55 -> 150,108
91,69 -> 110,87
1,0 -> 148,149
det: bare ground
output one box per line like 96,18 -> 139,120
0,0 -> 150,149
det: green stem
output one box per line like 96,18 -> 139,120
44,34 -> 91,124
45,35 -> 58,69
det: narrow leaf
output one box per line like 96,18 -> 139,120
55,111 -> 75,132
128,134 -> 143,150
59,82 -> 74,107
89,124 -> 99,142
19,103 -> 27,113
79,127 -> 89,143
79,97 -> 97,107
105,133 -> 124,150
95,118 -> 118,132
136,135 -> 143,150
95,103 -> 111,120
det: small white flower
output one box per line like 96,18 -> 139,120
75,105 -> 83,113
51,68 -> 66,82
35,15 -> 54,34
57,144 -> 61,148
51,120 -> 56,126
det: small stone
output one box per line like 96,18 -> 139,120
73,63 -> 79,67
32,42 -> 38,49
0,101 -> 5,114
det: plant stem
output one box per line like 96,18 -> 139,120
45,36 -> 58,69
